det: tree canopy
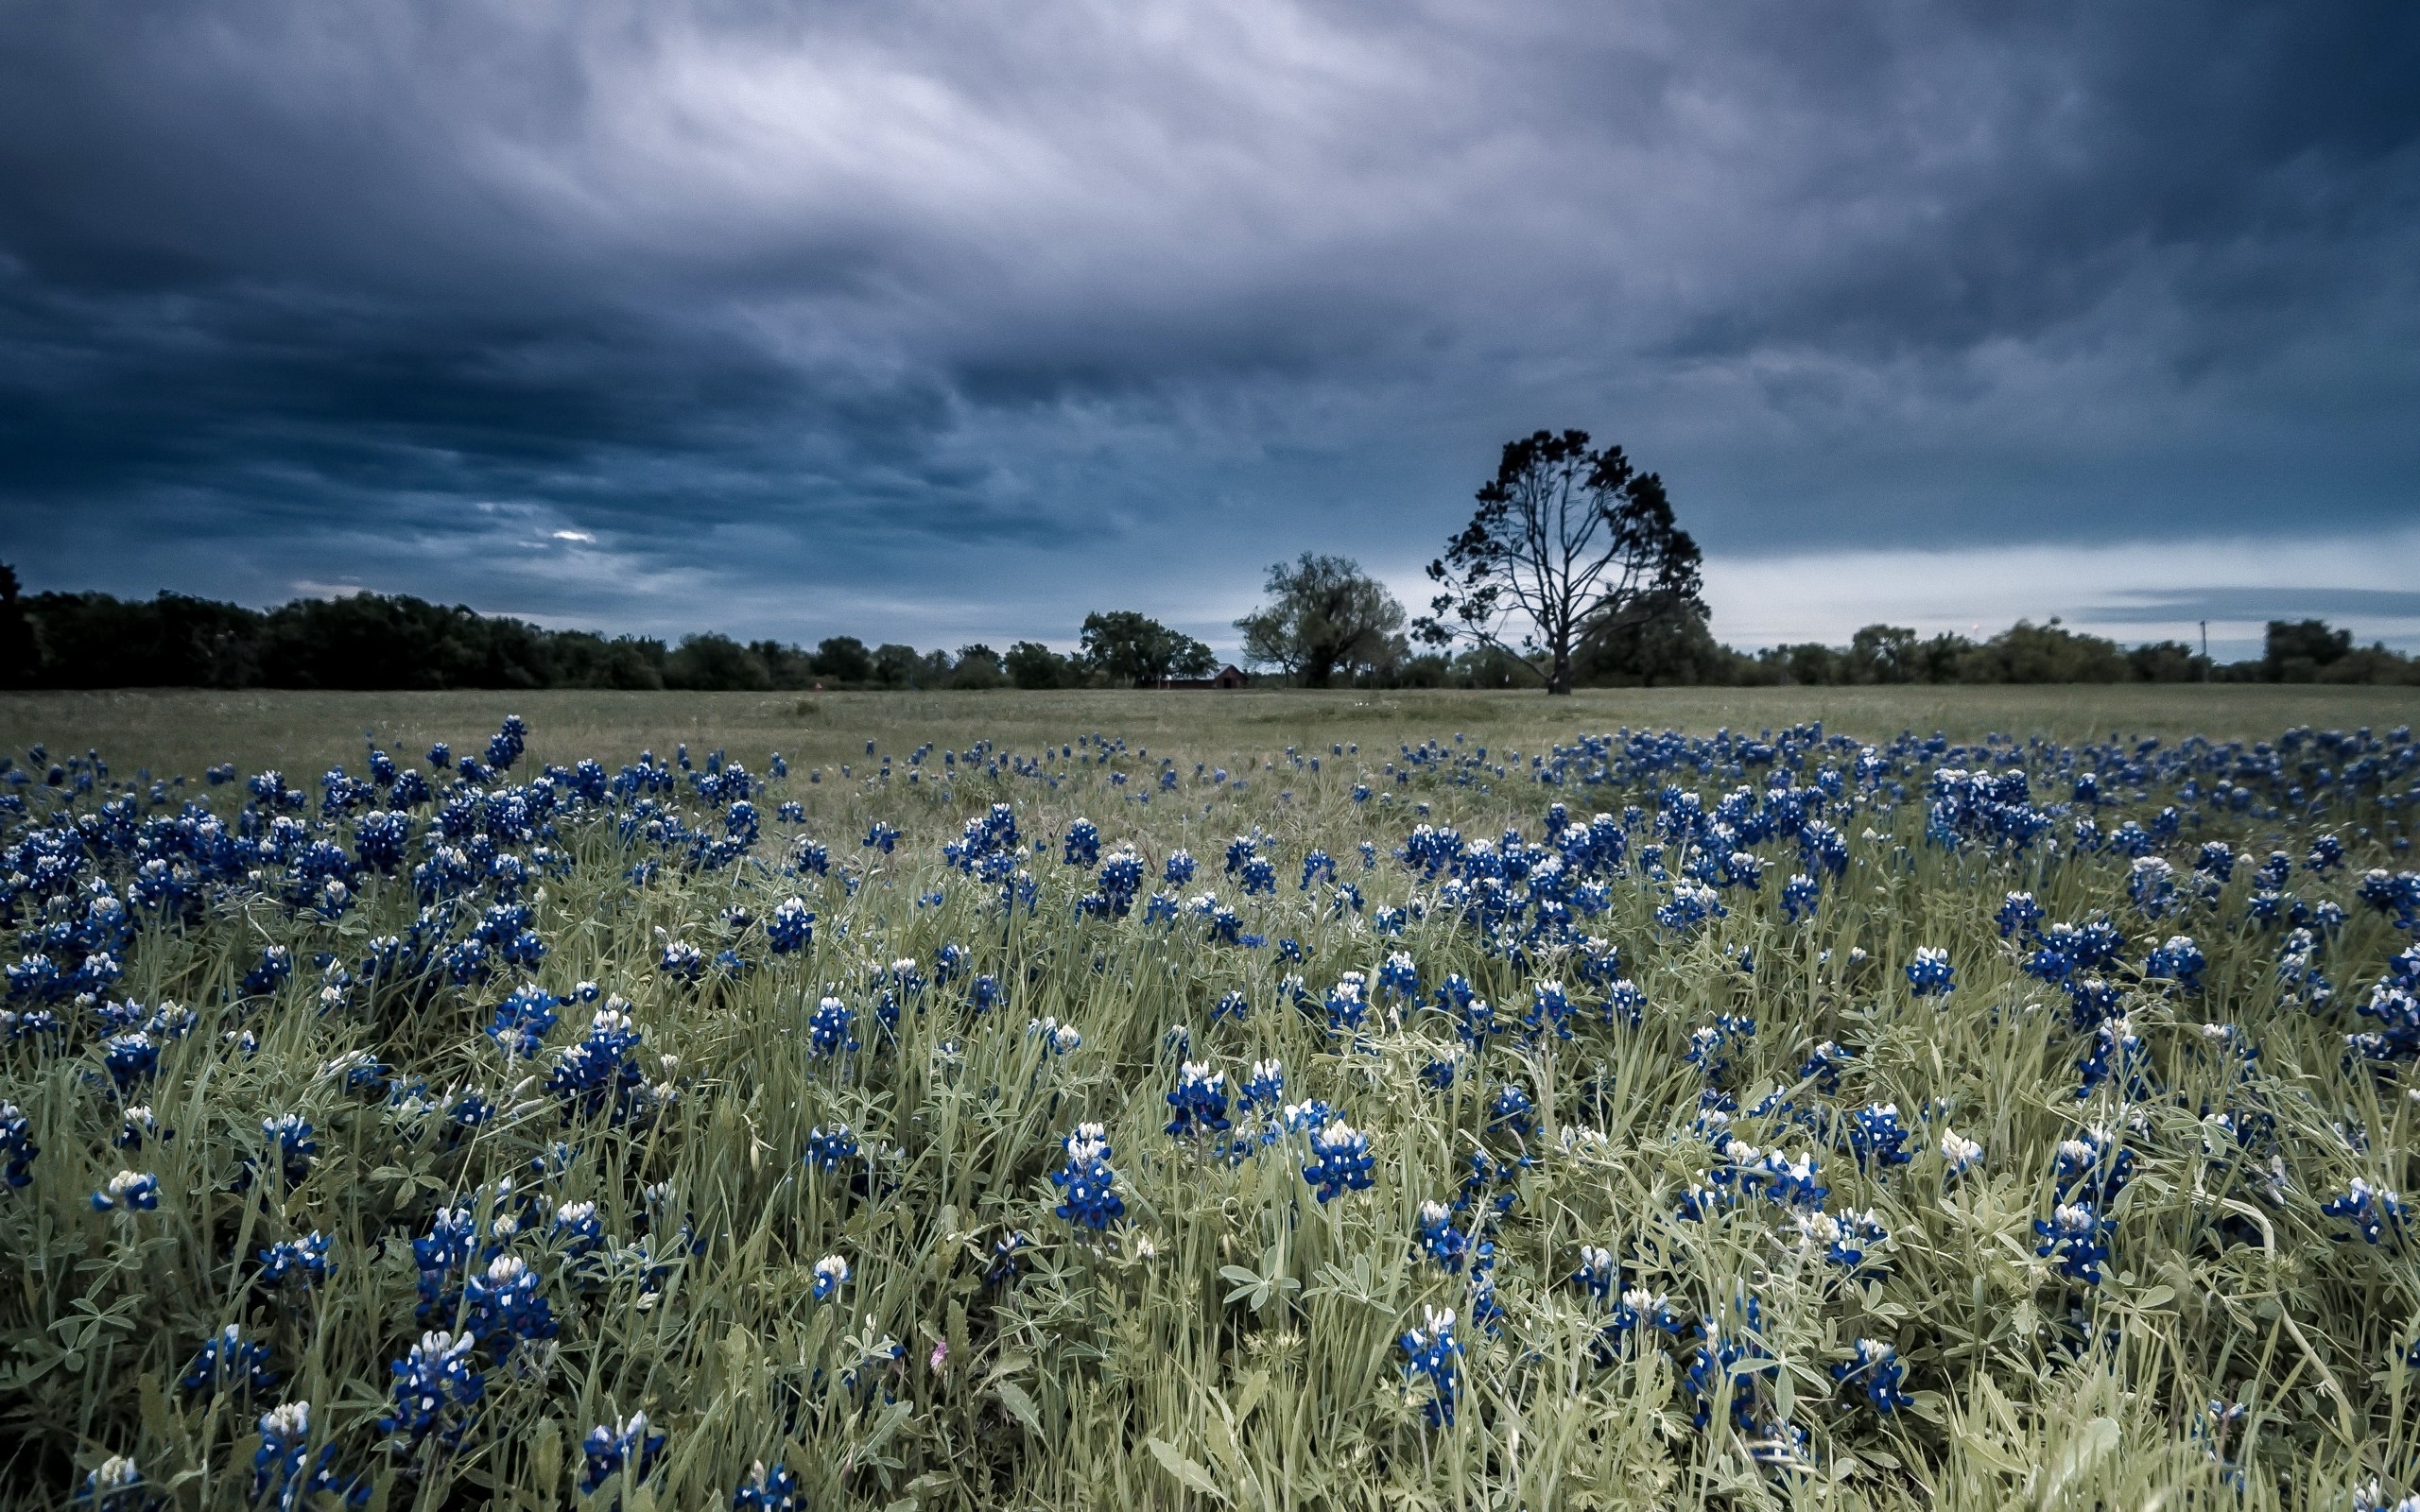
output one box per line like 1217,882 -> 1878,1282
1414,429 -> 1703,695
1080,610 -> 1217,686
1234,553 -> 1406,687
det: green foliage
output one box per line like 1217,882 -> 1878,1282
1234,554 -> 1407,687
1079,610 -> 1217,686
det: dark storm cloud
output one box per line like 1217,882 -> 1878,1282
0,0 -> 2414,645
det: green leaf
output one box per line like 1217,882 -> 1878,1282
1146,1436 -> 1226,1501
994,1379 -> 1043,1437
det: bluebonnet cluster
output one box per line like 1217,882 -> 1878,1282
1051,1123 -> 1125,1229
9,712 -> 2420,1502
379,1332 -> 484,1453
1164,1060 -> 1231,1138
179,1325 -> 279,1400
257,1231 -> 334,1287
91,1169 -> 158,1211
732,1461 -> 803,1511
579,1412 -> 666,1496
251,1401 -> 364,1511
1833,1338 -> 1913,1414
2323,1179 -> 2406,1245
1303,1119 -> 1375,1203
1398,1306 -> 1461,1427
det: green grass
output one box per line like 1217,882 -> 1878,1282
7,684 -> 2416,782
2,689 -> 2417,1510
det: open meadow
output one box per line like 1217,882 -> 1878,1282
2,686 -> 2418,1510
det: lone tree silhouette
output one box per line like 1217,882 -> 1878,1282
1414,429 -> 1703,695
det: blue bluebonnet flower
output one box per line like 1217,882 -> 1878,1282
766,898 -> 813,954
658,940 -> 704,984
1599,977 -> 1645,1029
1376,952 -> 1420,1002
72,1454 -> 154,1512
463,1256 -> 555,1358
485,986 -> 560,1058
2055,1127 -> 2136,1206
546,1006 -> 648,1121
1849,1103 -> 1914,1168
861,821 -> 900,854
1779,873 -> 1820,923
732,1462 -> 803,1512
1062,819 -> 1100,867
1757,1148 -> 1829,1209
2323,1179 -> 2407,1245
1238,1058 -> 1285,1112
1299,850 -> 1336,889
1832,1338 -> 1913,1413
251,1400 -> 363,1511
1165,1061 -> 1231,1138
1996,890 -> 2044,938
1795,1040 -> 1851,1093
262,1114 -> 319,1185
1940,1128 -> 1984,1177
1804,1208 -> 1890,1273
1572,1244 -> 1616,1301
1653,882 -> 1723,932
240,945 -> 294,999
2145,935 -> 2205,991
100,1032 -> 158,1091
2307,833 -> 2345,874
1410,1200 -> 1470,1272
1487,1083 -> 1537,1139
1399,1306 -> 1461,1427
379,1332 -> 483,1452
2035,1201 -> 2111,1284
1905,948 -> 1954,997
1525,980 -> 1575,1040
811,1254 -> 850,1300
805,996 -> 856,1057
257,1232 -> 334,1287
1028,1017 -> 1081,1056
804,1124 -> 858,1174
92,1170 -> 158,1212
2128,856 -> 2178,917
1322,974 -> 1369,1037
984,1231 -> 1030,1289
179,1325 -> 279,1400
1684,1298 -> 1772,1432
579,1412 -> 666,1496
1050,1123 -> 1125,1229
550,1201 -> 603,1257
1303,1119 -> 1375,1203
2075,1017 -> 2145,1099
1610,1288 -> 1683,1341
1163,850 -> 1196,885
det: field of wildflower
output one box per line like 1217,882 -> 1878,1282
3,686 -> 2419,1511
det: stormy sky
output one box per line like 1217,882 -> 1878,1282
3,0 -> 2415,660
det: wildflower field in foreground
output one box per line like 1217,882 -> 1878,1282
3,688 -> 2419,1511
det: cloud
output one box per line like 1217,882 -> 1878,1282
1,0 -> 2414,644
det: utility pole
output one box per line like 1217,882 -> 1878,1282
2200,620 -> 2209,681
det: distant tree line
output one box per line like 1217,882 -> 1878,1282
0,564 -> 1235,692
1,560 -> 2411,692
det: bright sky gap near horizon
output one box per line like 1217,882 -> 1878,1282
1,3 -> 2414,663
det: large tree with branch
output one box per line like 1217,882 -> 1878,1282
1413,429 -> 1703,695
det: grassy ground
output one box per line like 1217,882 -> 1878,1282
2,687 -> 2417,1509
5,684 -> 2415,783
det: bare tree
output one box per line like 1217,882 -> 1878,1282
1414,429 -> 1703,695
